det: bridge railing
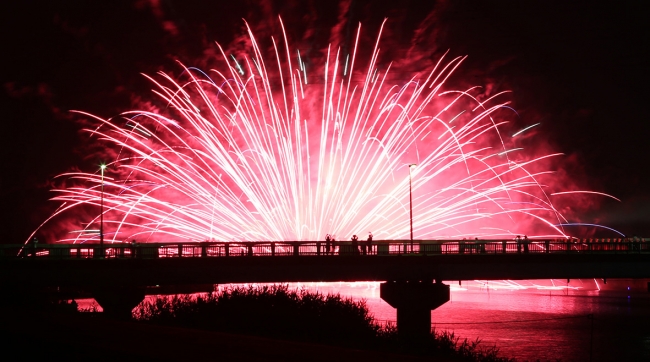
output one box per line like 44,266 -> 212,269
3,238 -> 649,260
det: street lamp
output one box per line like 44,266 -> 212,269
100,164 -> 106,258
408,163 -> 417,250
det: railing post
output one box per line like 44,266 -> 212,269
317,242 -> 321,256
201,243 -> 207,257
271,242 -> 275,256
293,242 -> 299,256
32,238 -> 38,258
178,244 -> 183,257
225,243 -> 229,257
502,241 -> 507,254
247,244 -> 253,257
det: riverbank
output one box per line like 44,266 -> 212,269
0,310 -> 439,361
0,284 -> 515,361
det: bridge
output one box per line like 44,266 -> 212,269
3,238 -> 650,340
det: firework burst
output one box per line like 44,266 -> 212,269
32,19 -> 598,243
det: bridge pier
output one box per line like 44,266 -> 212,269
380,280 -> 450,341
93,286 -> 145,320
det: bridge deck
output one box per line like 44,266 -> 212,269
3,238 -> 650,260
2,239 -> 650,288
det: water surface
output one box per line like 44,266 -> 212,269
79,279 -> 650,361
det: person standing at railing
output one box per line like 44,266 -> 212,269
351,235 -> 359,255
523,235 -> 530,253
516,235 -> 522,253
325,234 -> 331,255
366,232 -> 373,255
477,237 -> 486,253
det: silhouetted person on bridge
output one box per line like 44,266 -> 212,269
523,235 -> 530,253
477,237 -> 485,253
516,235 -> 522,253
366,232 -> 373,255
325,234 -> 331,255
351,235 -> 359,255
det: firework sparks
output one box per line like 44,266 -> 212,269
33,19 -> 595,244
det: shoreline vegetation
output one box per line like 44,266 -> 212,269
132,285 -> 514,361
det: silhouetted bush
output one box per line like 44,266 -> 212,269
134,285 -> 379,347
134,285 -> 513,361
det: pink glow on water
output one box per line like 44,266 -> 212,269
288,280 -> 650,361
69,280 -> 648,361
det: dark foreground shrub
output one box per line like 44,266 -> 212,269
134,285 -> 379,347
133,285 -> 513,361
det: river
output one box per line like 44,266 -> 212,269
78,279 -> 650,361
299,279 -> 650,361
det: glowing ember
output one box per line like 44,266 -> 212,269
31,19 -> 616,244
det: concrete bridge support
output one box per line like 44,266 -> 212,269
380,280 -> 450,341
92,286 -> 146,320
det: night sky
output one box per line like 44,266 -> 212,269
1,0 -> 648,243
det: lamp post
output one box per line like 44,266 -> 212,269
100,164 -> 106,258
408,163 -> 417,251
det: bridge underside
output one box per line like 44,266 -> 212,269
3,253 -> 650,325
3,253 -> 650,288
